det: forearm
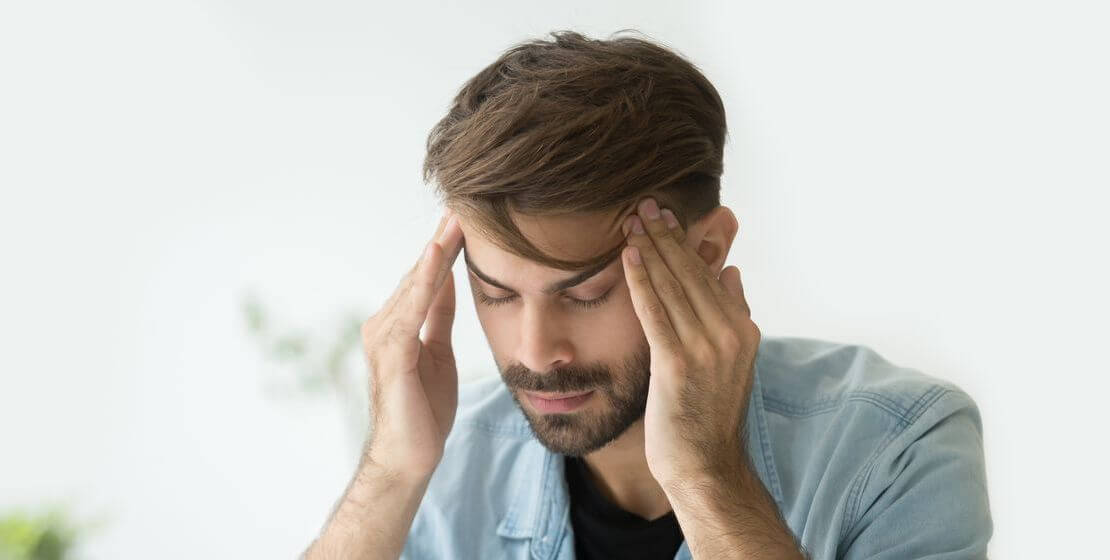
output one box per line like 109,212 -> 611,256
664,454 -> 805,560
303,453 -> 432,560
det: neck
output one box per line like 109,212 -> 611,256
579,418 -> 672,521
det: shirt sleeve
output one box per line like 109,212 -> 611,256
839,390 -> 993,559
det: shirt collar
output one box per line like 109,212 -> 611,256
497,354 -> 783,560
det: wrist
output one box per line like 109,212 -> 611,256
657,451 -> 747,496
363,447 -> 438,489
329,450 -> 434,531
311,447 -> 434,560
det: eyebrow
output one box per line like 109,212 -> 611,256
463,241 -> 626,295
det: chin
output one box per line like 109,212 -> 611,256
514,392 -> 641,457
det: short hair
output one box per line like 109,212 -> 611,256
423,29 -> 727,271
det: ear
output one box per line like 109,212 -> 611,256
685,206 -> 739,275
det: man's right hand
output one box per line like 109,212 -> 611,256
361,209 -> 464,480
303,210 -> 465,560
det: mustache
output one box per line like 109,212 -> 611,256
500,362 -> 611,393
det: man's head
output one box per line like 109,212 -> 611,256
423,30 -> 736,456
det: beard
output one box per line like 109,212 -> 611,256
499,339 -> 651,457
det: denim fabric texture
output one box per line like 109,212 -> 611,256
400,336 -> 992,559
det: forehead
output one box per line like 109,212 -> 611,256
459,207 -> 635,280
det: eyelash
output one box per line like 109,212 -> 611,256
476,287 -> 614,310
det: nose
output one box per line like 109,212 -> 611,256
517,303 -> 574,374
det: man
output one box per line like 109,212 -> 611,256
304,30 -> 992,559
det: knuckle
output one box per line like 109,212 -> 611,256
725,294 -> 745,313
410,272 -> 429,295
715,330 -> 741,355
383,322 -> 407,344
431,304 -> 455,320
425,339 -> 454,361
713,281 -> 731,301
376,320 -> 404,348
653,315 -> 672,334
679,259 -> 704,280
648,218 -> 671,236
690,341 -> 717,367
362,313 -> 381,335
660,280 -> 684,299
667,353 -> 688,373
749,321 -> 762,344
397,269 -> 415,293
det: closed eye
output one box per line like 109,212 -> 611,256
474,286 -> 614,310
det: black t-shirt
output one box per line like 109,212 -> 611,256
564,455 -> 684,560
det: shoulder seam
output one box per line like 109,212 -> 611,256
839,387 -> 954,542
762,385 -> 946,425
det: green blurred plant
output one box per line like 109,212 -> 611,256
0,508 -> 86,560
241,290 -> 370,446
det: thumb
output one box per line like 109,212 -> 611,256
719,266 -> 751,317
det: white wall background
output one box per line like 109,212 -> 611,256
2,1 -> 1107,558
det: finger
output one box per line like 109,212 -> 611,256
433,213 -> 464,289
623,214 -> 703,344
421,261 -> 457,353
376,210 -> 460,333
406,209 -> 453,282
719,265 -> 751,318
420,271 -> 459,426
653,204 -> 746,330
415,208 -> 455,294
393,214 -> 463,339
390,241 -> 443,339
633,199 -> 733,336
660,208 -> 735,309
622,244 -> 682,356
661,207 -> 748,329
433,208 -> 453,239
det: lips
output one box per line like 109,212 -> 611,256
524,390 -> 595,413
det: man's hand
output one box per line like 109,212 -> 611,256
621,197 -> 803,559
621,197 -> 759,487
362,209 -> 464,480
305,209 -> 465,560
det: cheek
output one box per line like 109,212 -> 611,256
468,293 -> 524,355
470,298 -> 507,340
574,290 -> 645,356
604,284 -> 639,324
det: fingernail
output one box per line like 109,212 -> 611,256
440,214 -> 457,240
639,198 -> 661,220
661,208 -> 678,229
630,215 -> 645,234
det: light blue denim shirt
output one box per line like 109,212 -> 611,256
401,336 -> 992,559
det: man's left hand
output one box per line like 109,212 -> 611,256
621,197 -> 760,489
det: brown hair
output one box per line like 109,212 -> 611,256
423,29 -> 727,271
